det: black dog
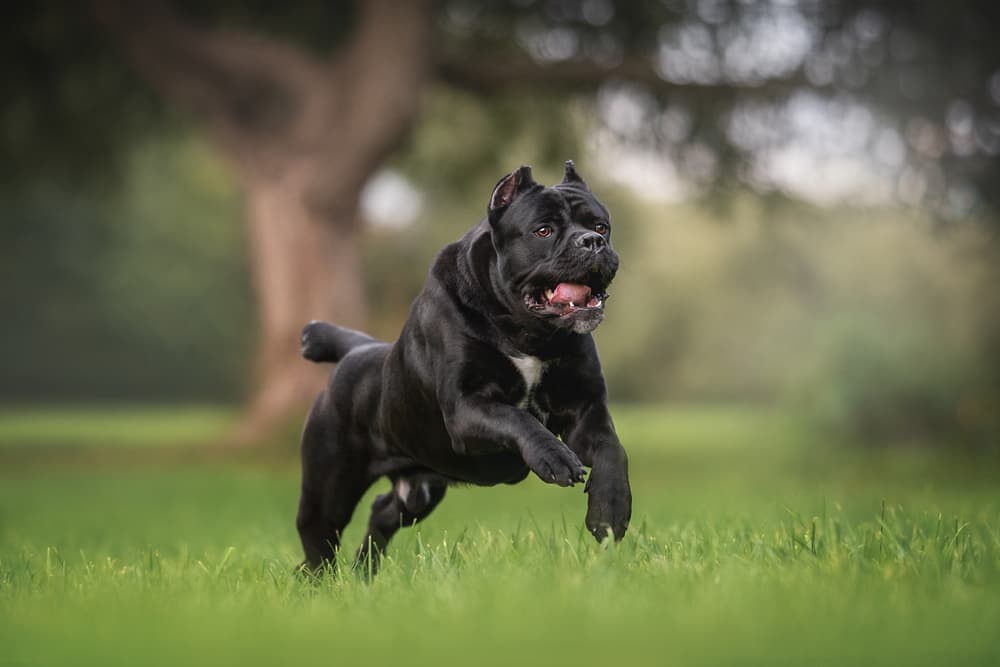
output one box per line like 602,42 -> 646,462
296,161 -> 631,572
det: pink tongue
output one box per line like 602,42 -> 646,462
550,282 -> 592,305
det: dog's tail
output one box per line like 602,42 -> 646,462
300,321 -> 378,363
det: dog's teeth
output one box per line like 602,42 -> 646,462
544,289 -> 555,301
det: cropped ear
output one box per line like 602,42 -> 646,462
489,165 -> 536,214
561,159 -> 591,190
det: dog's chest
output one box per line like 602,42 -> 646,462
507,354 -> 548,420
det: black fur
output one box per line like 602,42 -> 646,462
296,161 -> 632,574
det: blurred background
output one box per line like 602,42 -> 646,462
3,4 -> 1000,664
1,0 -> 998,451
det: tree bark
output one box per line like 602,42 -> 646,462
231,172 -> 367,442
92,0 -> 433,443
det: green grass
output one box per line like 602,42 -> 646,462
0,405 -> 236,448
1,405 -> 999,666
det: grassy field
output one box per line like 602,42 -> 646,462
1,405 -> 998,666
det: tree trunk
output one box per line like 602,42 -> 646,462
231,171 -> 367,442
91,0 -> 433,444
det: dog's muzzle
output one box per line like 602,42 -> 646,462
575,231 -> 608,254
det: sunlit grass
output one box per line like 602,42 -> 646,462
0,405 -> 236,448
1,405 -> 998,665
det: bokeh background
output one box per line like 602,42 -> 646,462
2,0 -> 998,450
2,3 -> 1000,665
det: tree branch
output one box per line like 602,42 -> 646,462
327,0 -> 434,179
434,52 -> 812,103
89,0 -> 325,159
91,0 -> 435,218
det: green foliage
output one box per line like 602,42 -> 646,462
1,406 -> 999,665
395,86 -> 586,197
0,4 -> 162,186
798,318 -> 999,449
581,197 -> 999,446
10,2 -> 999,213
0,134 -> 254,402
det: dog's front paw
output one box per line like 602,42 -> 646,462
523,441 -> 587,487
301,320 -> 334,361
585,472 -> 631,542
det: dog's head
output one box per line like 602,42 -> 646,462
487,161 -> 619,335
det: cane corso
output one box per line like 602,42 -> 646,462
297,161 -> 631,573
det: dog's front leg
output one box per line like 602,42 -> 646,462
564,404 -> 632,542
446,398 -> 587,487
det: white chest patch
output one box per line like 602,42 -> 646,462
507,354 -> 546,409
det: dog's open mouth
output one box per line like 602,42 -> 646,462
524,282 -> 608,317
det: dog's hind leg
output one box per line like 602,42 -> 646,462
354,475 -> 447,576
296,396 -> 372,574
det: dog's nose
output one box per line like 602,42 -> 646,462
575,231 -> 607,253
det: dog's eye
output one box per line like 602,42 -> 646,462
534,225 -> 554,238
594,222 -> 610,235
